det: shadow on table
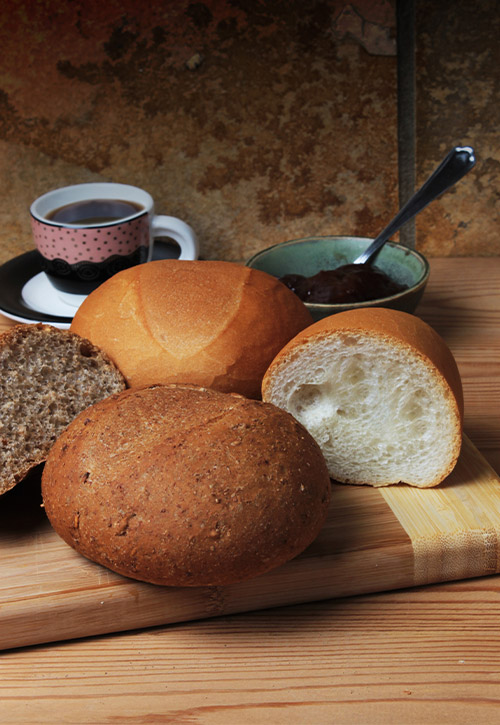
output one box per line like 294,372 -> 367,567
0,465 -> 46,536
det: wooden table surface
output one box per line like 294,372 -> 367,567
1,257 -> 500,725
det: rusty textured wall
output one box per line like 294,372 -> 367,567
415,0 -> 500,257
0,0 -> 498,267
0,0 -> 398,265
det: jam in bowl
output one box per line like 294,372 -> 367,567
246,236 -> 430,320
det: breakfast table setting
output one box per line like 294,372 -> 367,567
1,162 -> 500,723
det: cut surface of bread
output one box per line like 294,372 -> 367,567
262,308 -> 463,488
0,324 -> 126,496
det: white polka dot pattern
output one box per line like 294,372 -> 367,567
31,214 -> 151,264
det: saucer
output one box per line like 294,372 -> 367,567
0,250 -> 72,328
0,242 -> 184,329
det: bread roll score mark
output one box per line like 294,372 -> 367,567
70,260 -> 313,398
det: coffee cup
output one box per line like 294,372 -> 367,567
30,182 -> 199,306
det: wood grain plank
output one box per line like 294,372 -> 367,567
2,583 -> 500,724
0,467 -> 412,650
382,437 -> 500,585
1,258 -> 500,653
0,436 -> 498,651
0,257 -> 499,722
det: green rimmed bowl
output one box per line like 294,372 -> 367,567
246,236 -> 430,321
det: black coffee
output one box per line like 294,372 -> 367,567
46,199 -> 144,225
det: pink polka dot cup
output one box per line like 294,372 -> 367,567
30,182 -> 199,305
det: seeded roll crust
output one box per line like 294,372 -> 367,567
0,323 -> 126,495
42,384 -> 331,587
262,307 -> 463,488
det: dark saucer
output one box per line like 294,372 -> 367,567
0,241 -> 183,327
0,250 -> 69,325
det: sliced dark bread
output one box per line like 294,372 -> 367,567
0,323 -> 126,495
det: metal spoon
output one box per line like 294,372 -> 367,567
353,145 -> 476,266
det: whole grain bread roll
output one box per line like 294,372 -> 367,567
0,323 -> 126,496
41,384 -> 331,587
262,307 -> 464,488
70,259 -> 313,399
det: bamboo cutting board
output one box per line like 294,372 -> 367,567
2,434 -> 500,651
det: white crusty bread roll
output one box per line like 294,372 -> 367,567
262,307 -> 464,488
70,260 -> 313,399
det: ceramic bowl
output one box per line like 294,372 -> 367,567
246,236 -> 430,320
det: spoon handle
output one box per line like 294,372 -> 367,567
353,146 -> 476,265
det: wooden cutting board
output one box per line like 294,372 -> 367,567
2,434 -> 500,651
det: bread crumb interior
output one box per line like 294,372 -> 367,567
0,328 -> 124,490
267,332 -> 458,486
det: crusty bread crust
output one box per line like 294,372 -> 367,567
41,384 -> 331,587
0,323 -> 126,495
70,260 -> 313,398
262,308 -> 463,488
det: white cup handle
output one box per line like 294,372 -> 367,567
151,215 -> 199,260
